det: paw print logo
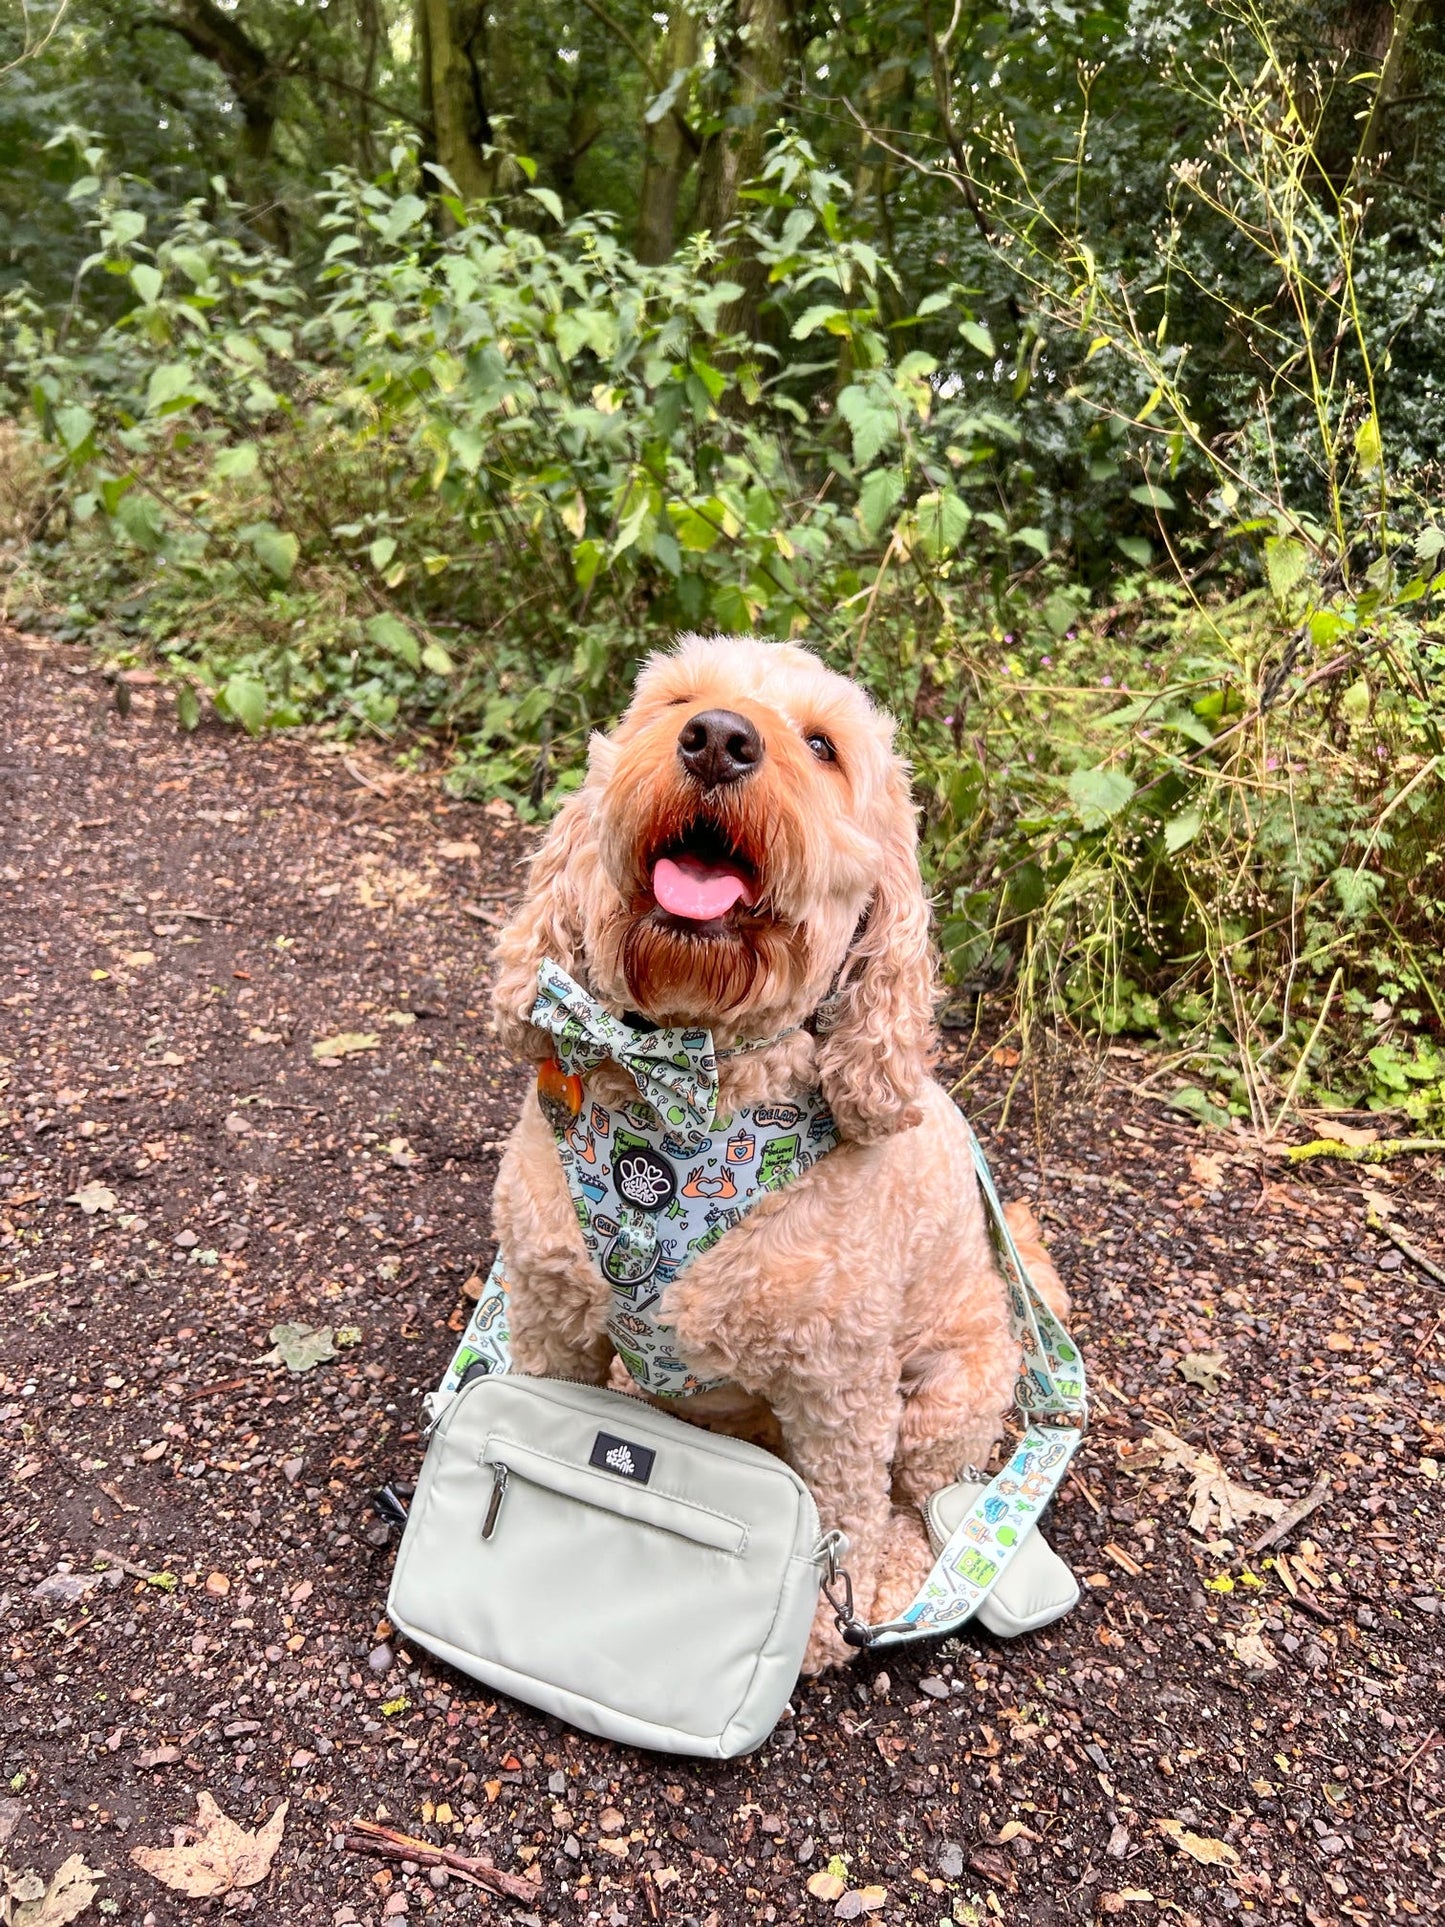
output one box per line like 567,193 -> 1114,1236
615,1148 -> 675,1211
605,1443 -> 636,1477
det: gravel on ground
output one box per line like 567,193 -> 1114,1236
2,633 -> 1442,1927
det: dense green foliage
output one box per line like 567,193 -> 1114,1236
3,0 -> 1444,1131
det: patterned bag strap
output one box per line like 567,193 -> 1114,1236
822,1123 -> 1088,1648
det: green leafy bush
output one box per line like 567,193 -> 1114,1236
4,100 -> 1444,1134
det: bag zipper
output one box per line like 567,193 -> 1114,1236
481,1461 -> 510,1539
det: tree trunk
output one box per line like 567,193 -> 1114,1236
1315,0 -> 1424,189
421,0 -> 496,205
635,4 -> 700,264
156,0 -> 286,243
693,0 -> 787,334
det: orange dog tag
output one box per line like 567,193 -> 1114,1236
537,1057 -> 583,1126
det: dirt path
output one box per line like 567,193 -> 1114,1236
2,633 -> 1442,1927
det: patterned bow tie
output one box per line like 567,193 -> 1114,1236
530,960 -> 719,1135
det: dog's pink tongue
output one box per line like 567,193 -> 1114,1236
652,853 -> 753,922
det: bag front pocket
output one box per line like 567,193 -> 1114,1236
394,1426 -> 795,1740
479,1436 -> 748,1554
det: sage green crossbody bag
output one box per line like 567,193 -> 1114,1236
389,1373 -> 829,1757
386,1125 -> 1086,1757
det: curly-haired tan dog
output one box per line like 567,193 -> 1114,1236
490,634 -> 1063,1670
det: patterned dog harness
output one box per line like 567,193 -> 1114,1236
442,961 -> 838,1398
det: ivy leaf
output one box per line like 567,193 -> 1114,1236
1067,766 -> 1134,829
1168,1085 -> 1232,1129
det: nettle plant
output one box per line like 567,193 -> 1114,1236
7,115 -> 1444,1131
9,135 -> 1032,782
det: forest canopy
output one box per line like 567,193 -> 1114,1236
2,0 -> 1444,1131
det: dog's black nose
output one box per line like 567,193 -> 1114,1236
677,709 -> 763,788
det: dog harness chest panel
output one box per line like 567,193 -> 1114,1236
447,961 -> 839,1399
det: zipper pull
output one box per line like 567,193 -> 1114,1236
481,1462 -> 509,1540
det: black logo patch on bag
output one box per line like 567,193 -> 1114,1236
589,1431 -> 655,1484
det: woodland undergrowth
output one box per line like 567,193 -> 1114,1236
3,12 -> 1444,1137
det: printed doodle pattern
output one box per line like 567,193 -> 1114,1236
440,962 -> 838,1399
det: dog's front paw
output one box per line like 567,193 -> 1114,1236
868,1507 -> 935,1624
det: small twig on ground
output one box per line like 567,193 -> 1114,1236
459,902 -> 505,927
92,1547 -> 154,1579
1371,1217 -> 1445,1290
343,757 -> 394,799
1246,1472 -> 1332,1556
1282,1137 -> 1445,1165
1366,1726 -> 1441,1790
184,1375 -> 254,1403
1066,1472 -> 1104,1518
344,1818 -> 538,1901
1286,1588 -> 1339,1626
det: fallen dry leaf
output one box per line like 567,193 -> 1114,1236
130,1792 -> 286,1897
436,839 -> 480,860
1188,1151 -> 1226,1188
1151,1428 -> 1285,1538
806,1871 -> 847,1902
311,1031 -> 380,1061
1228,1628 -> 1280,1672
64,1182 -> 116,1215
1156,1817 -> 1239,1867
1176,1350 -> 1229,1392
7,1854 -> 104,1927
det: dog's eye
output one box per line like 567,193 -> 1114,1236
805,731 -> 837,764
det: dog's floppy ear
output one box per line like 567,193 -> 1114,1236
815,763 -> 936,1143
490,785 -> 600,1061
